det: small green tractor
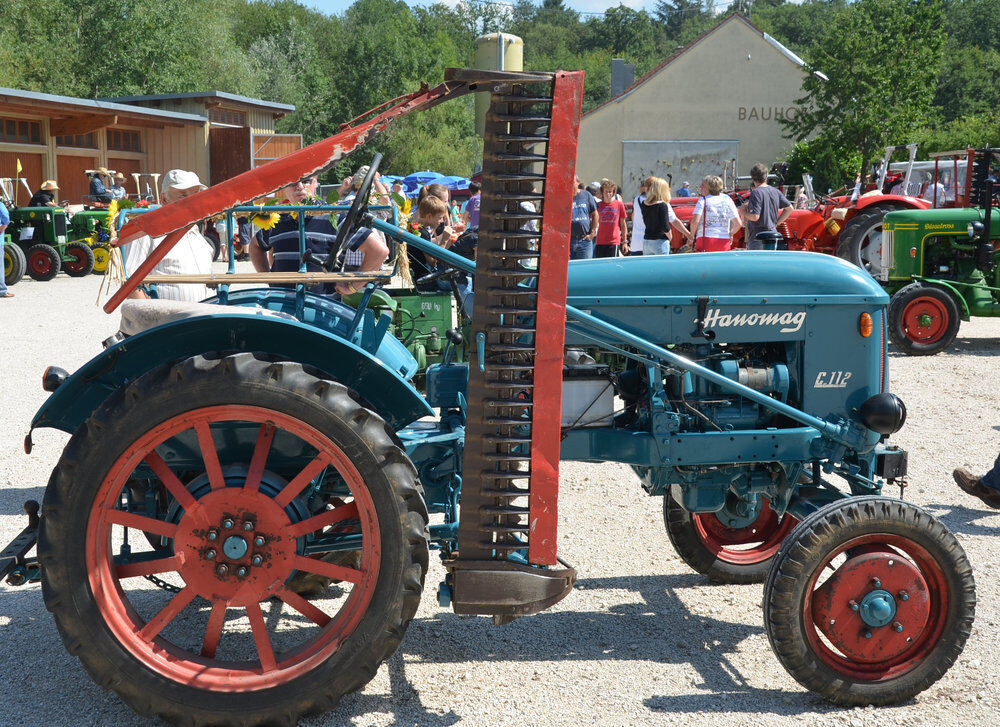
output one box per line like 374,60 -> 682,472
881,148 -> 1000,354
6,206 -> 96,280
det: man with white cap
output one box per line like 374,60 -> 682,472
121,169 -> 214,302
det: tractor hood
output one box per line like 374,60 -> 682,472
566,250 -> 887,307
884,206 -> 1000,235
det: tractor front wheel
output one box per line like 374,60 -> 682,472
4,243 -> 26,286
763,497 -> 974,706
63,241 -> 96,277
663,494 -> 797,584
836,206 -> 901,279
887,283 -> 961,355
26,243 -> 61,281
91,244 -> 110,275
38,353 -> 429,726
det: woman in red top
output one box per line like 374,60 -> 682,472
595,178 -> 628,258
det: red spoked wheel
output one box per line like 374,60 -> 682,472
664,494 -> 798,584
764,497 -> 975,706
887,283 -> 961,356
39,354 -> 428,725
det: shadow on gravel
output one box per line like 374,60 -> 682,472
0,486 -> 45,518
889,337 -> 1000,358
398,573 -> 784,714
923,502 -> 1000,537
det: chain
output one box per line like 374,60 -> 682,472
144,574 -> 182,593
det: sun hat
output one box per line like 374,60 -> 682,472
40,179 -> 59,191
95,166 -> 110,175
162,169 -> 206,191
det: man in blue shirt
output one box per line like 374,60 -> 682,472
570,175 -> 599,259
89,167 -> 112,204
675,181 -> 692,197
0,199 -> 13,298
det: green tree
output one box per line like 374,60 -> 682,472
783,0 -> 946,179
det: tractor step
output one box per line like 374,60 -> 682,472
0,501 -> 40,586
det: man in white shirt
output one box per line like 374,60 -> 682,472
122,169 -> 213,302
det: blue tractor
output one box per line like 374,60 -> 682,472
0,70 -> 974,725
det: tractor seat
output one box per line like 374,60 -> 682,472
119,298 -> 295,337
754,230 -> 785,251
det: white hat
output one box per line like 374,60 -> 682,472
162,169 -> 206,192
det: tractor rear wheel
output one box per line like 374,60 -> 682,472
663,493 -> 797,584
887,283 -> 961,355
91,244 -> 110,275
38,353 -> 429,727
63,241 -> 96,277
836,206 -> 902,279
4,243 -> 26,286
764,496 -> 974,706
26,243 -> 61,281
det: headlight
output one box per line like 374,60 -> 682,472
859,393 -> 907,435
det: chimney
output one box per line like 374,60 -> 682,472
611,58 -> 635,99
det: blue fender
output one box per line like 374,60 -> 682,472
32,313 -> 433,435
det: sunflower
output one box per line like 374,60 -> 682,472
252,212 -> 282,230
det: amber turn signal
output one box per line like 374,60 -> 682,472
859,312 -> 873,338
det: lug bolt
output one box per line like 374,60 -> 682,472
252,555 -> 263,566
222,518 -> 234,529
893,622 -> 903,633
898,590 -> 909,601
236,567 -> 248,578
864,631 -> 872,639
253,536 -> 265,547
872,578 -> 881,589
829,619 -> 836,626
849,600 -> 859,611
205,549 -> 217,561
207,530 -> 218,541
216,564 -> 229,576
243,521 -> 254,532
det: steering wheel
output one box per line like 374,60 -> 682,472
325,152 -> 382,272
416,266 -> 461,286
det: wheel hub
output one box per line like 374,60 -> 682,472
917,313 -> 933,328
811,551 -> 931,662
173,488 -> 296,606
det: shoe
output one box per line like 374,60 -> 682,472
953,467 -> 1000,509
0,292 -> 13,298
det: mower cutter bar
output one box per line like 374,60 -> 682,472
0,501 -> 39,585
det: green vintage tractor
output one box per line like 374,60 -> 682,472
7,206 -> 95,280
881,148 -> 1000,354
67,207 -> 117,275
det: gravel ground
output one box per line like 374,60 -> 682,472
1,269 -> 998,727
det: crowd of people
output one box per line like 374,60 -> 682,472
570,163 -> 792,260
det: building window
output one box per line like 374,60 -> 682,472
0,117 -> 42,144
55,132 -> 98,148
209,107 -> 247,127
107,129 -> 142,152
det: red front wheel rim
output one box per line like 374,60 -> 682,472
803,534 -> 947,681
901,297 -> 948,343
29,251 -> 53,276
64,249 -> 87,273
693,499 -> 797,565
86,405 -> 381,691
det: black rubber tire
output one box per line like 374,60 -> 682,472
887,282 -> 961,356
205,229 -> 222,262
4,243 -> 26,286
663,495 -> 784,584
763,496 -> 975,706
835,205 -> 901,278
38,353 -> 429,727
63,241 -> 96,277
26,243 -> 61,281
